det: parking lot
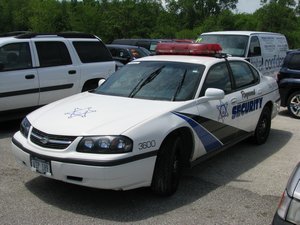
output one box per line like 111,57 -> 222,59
0,108 -> 299,225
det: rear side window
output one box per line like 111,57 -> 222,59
35,41 -> 72,67
0,42 -> 32,71
230,61 -> 258,89
73,41 -> 112,63
287,53 -> 300,70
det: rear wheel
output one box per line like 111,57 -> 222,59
252,106 -> 271,145
287,91 -> 300,119
151,136 -> 182,196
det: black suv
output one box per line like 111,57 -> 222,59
277,50 -> 300,119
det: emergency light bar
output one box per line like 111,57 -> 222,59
156,43 -> 222,56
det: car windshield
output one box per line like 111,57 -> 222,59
198,35 -> 249,57
94,61 -> 205,101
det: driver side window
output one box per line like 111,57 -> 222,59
248,36 -> 261,57
201,62 -> 232,96
0,42 -> 32,71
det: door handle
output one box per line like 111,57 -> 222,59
68,70 -> 76,75
231,98 -> 237,104
25,74 -> 35,79
257,89 -> 263,95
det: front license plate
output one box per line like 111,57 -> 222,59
30,156 -> 52,175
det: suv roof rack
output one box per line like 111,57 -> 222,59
15,32 -> 97,39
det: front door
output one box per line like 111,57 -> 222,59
0,42 -> 39,112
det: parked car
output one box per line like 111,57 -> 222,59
277,50 -> 300,119
0,32 -> 115,121
12,42 -> 280,196
111,38 -> 173,54
106,44 -> 151,65
272,162 -> 300,224
197,31 -> 289,78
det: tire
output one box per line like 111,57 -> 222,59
287,91 -> 300,119
252,106 -> 271,145
151,136 -> 182,196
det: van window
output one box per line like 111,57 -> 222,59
0,42 -> 32,71
198,35 -> 248,57
36,41 -> 72,67
248,36 -> 261,57
73,41 -> 112,63
230,61 -> 257,89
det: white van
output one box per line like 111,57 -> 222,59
197,31 -> 289,78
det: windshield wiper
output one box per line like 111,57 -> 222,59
129,66 -> 164,98
171,69 -> 187,101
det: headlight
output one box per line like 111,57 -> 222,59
20,117 -> 31,138
286,198 -> 300,224
77,136 -> 133,154
277,190 -> 292,220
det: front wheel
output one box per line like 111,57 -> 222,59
252,106 -> 271,145
151,136 -> 182,196
287,91 -> 300,119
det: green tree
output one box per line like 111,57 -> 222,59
166,0 -> 238,29
256,0 -> 300,48
0,0 -> 30,33
27,0 -> 70,32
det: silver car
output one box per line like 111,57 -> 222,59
273,162 -> 300,224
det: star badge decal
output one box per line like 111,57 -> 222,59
65,107 -> 96,119
217,102 -> 229,122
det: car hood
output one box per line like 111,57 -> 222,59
27,92 -> 185,136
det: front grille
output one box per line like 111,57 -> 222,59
30,128 -> 77,149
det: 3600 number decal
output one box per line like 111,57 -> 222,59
138,140 -> 156,150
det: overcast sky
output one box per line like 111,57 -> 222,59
236,0 -> 262,13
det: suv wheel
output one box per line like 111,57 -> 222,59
287,91 -> 300,119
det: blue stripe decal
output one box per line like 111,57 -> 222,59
173,112 -> 223,153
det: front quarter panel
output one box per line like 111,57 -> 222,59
123,100 -> 204,161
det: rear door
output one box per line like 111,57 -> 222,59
228,60 -> 262,132
0,42 -> 39,112
72,40 -> 115,85
33,40 -> 80,105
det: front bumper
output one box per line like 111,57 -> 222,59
11,132 -> 157,191
273,213 -> 294,225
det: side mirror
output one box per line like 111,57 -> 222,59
204,88 -> 224,100
98,78 -> 106,87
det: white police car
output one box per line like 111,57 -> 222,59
11,43 -> 281,196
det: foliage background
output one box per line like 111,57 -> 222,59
0,0 -> 299,48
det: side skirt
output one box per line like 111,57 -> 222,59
189,132 -> 254,168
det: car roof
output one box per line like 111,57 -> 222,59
201,31 -> 283,36
287,49 -> 300,54
107,44 -> 143,49
134,55 -> 245,67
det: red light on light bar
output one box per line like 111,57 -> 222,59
156,43 -> 222,56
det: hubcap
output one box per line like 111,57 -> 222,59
289,94 -> 300,117
258,118 -> 267,136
